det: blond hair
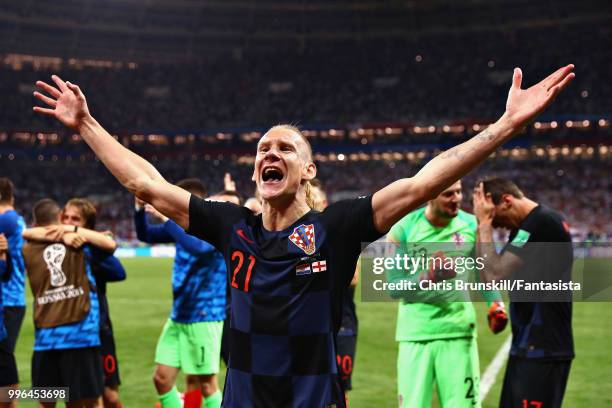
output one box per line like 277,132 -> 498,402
267,124 -> 317,209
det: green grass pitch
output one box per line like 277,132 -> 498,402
13,257 -> 612,407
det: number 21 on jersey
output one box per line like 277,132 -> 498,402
231,250 -> 256,292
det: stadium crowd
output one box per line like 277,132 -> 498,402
0,26 -> 609,131
0,0 -> 608,406
1,153 -> 609,242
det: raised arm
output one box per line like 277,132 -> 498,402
134,202 -> 173,244
33,75 -> 190,229
371,65 -> 575,232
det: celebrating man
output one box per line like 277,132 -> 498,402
33,64 -> 574,407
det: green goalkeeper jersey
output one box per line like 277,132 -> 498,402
388,207 -> 481,342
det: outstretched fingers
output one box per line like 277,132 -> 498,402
32,106 -> 55,116
51,74 -> 69,92
512,67 -> 523,90
543,64 -> 575,91
33,91 -> 56,107
66,81 -> 82,97
547,72 -> 576,102
36,80 -> 61,98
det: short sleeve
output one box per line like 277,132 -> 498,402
323,195 -> 383,247
502,227 -> 533,261
187,194 -> 247,250
388,219 -> 405,242
0,212 -> 18,235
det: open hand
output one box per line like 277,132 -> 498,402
503,65 -> 575,130
33,75 -> 90,131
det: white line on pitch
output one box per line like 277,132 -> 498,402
480,335 -> 512,402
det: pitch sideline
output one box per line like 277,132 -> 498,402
480,335 -> 512,402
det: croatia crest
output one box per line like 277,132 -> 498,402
289,224 -> 316,255
453,232 -> 465,247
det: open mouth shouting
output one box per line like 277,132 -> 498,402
261,166 -> 285,185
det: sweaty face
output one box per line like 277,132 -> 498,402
61,205 -> 85,228
431,181 -> 462,218
252,129 -> 314,204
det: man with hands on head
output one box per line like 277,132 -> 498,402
33,64 -> 574,407
473,178 -> 574,408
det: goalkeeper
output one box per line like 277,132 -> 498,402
386,180 -> 508,408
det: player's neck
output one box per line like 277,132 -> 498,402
262,199 -> 311,231
0,204 -> 13,214
424,206 -> 451,228
514,198 -> 539,227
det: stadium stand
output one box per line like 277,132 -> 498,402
0,0 -> 609,242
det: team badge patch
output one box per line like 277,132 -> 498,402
453,232 -> 465,247
289,224 -> 316,255
511,229 -> 531,248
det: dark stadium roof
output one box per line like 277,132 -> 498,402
0,0 -> 609,61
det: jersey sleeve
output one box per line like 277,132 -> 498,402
388,224 -> 402,242
0,211 -> 18,235
90,246 -> 126,283
187,194 -> 248,251
323,195 -> 382,245
388,214 -> 410,242
322,196 -> 384,287
134,209 -> 173,244
164,220 -> 217,255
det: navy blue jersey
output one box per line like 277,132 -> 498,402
338,287 -> 357,336
187,195 -> 382,408
502,205 -> 574,360
0,210 -> 26,307
135,210 -> 226,323
91,247 -> 126,334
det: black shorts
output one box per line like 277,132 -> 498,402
32,347 -> 104,401
500,356 -> 571,408
100,328 -> 121,387
336,334 -> 357,391
2,306 -> 25,353
0,343 -> 18,386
